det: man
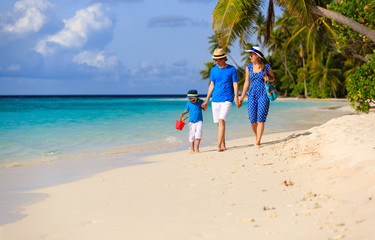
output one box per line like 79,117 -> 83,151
201,48 -> 239,152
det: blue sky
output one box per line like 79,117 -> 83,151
0,0 -> 278,95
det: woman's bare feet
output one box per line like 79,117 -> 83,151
221,144 -> 226,151
217,145 -> 224,152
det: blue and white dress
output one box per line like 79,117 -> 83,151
247,63 -> 271,124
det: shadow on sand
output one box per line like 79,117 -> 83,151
200,131 -> 312,153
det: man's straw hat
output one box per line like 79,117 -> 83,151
212,48 -> 227,59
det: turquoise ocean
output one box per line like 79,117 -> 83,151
0,95 -> 350,169
0,95 -> 351,224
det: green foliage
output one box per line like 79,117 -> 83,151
200,61 -> 216,81
291,82 -> 305,96
328,0 -> 375,58
203,1 -> 374,101
346,55 -> 375,113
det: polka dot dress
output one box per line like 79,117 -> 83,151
247,63 -> 270,124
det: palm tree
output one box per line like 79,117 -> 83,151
207,34 -> 242,70
310,51 -> 341,98
212,0 -> 375,50
200,61 -> 216,81
297,64 -> 309,97
268,16 -> 296,87
254,13 -> 266,46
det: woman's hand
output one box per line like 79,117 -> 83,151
263,74 -> 272,82
264,67 -> 275,82
234,97 -> 241,109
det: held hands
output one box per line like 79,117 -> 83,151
234,97 -> 241,109
238,98 -> 243,108
201,101 -> 208,109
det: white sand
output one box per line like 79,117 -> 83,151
1,113 -> 374,240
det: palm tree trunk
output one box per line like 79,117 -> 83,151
350,51 -> 371,63
312,6 -> 375,43
331,86 -> 337,98
302,56 -> 308,98
282,55 -> 295,86
227,53 -> 244,73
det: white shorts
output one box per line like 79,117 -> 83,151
212,101 -> 232,123
188,121 -> 203,142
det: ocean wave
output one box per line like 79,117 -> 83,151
0,136 -> 187,169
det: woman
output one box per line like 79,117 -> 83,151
239,46 -> 275,148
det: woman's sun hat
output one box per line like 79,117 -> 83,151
187,89 -> 199,98
212,48 -> 227,59
245,46 -> 266,60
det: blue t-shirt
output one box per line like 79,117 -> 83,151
186,99 -> 204,123
209,65 -> 239,102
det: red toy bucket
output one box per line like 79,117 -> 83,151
176,117 -> 189,130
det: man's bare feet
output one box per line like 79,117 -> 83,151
195,149 -> 200,153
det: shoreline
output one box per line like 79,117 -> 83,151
0,98 -> 351,170
1,112 -> 374,239
0,101 -> 359,226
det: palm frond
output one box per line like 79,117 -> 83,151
212,0 -> 261,49
276,0 -> 317,24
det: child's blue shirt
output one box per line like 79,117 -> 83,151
186,99 -> 204,123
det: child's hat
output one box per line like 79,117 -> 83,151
187,89 -> 198,98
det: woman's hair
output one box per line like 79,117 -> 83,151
259,57 -> 270,69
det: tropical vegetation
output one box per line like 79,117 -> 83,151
200,0 -> 375,113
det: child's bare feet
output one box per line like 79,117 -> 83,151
195,149 -> 200,153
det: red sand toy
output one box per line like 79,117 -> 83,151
176,117 -> 189,130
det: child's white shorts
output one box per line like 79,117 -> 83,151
212,101 -> 232,123
188,121 -> 203,142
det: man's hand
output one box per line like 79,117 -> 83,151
234,98 -> 241,108
201,101 -> 208,109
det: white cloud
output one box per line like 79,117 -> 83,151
7,64 -> 21,71
2,0 -> 53,34
35,3 -> 112,55
148,15 -> 208,28
131,61 -> 165,76
73,50 -> 119,70
0,64 -> 21,72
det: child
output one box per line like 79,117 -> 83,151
180,90 -> 207,153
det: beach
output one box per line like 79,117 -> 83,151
1,110 -> 374,239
